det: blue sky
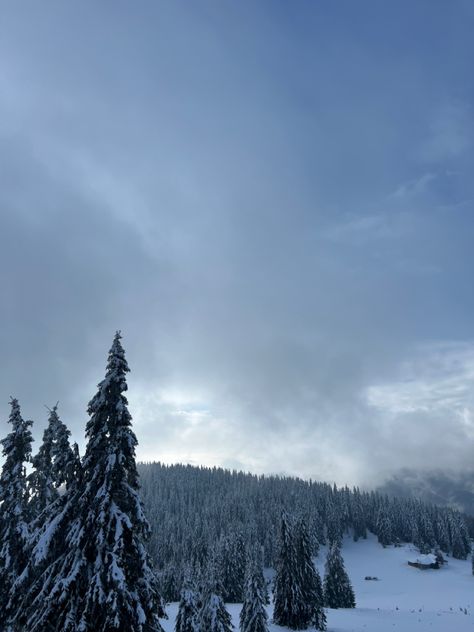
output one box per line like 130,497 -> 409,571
0,1 -> 473,484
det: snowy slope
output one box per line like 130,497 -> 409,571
160,533 -> 473,631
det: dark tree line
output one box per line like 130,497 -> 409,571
138,462 -> 472,603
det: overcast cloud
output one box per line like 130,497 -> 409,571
0,1 -> 473,486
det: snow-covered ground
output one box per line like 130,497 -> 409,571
160,533 -> 473,631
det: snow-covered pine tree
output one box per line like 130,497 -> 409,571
351,488 -> 367,542
449,510 -> 471,559
175,571 -> 200,632
326,500 -> 343,545
16,332 -> 165,632
308,512 -> 322,556
200,591 -> 233,632
418,504 -> 436,550
323,542 -> 355,609
199,553 -> 233,632
49,404 -> 80,490
272,513 -> 303,629
0,398 -> 33,627
28,410 -> 56,517
73,331 -> 165,630
239,552 -> 269,632
294,519 -> 326,630
434,510 -> 450,553
249,545 -> 269,606
219,531 -> 246,603
28,403 -> 77,520
375,505 -> 393,546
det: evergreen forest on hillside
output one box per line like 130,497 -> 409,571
138,461 -> 473,604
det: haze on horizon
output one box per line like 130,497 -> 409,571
0,1 -> 473,487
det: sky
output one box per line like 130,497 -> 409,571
0,1 -> 473,486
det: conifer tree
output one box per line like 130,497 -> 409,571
199,554 -> 233,632
248,545 -> 269,606
239,554 -> 269,632
450,511 -> 471,559
273,515 -> 326,630
323,542 -> 355,609
0,398 -> 33,627
418,506 -> 436,549
376,506 -> 393,546
308,512 -> 322,555
273,513 -> 300,628
435,511 -> 450,553
294,519 -> 326,630
219,531 -> 246,603
28,411 -> 56,517
28,404 -> 79,523
15,332 -> 165,632
351,489 -> 367,542
200,591 -> 233,632
175,572 -> 200,632
49,404 -> 79,490
326,500 -> 343,545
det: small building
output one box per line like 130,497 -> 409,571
407,553 -> 439,570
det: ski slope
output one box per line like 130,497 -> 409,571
161,533 -> 473,631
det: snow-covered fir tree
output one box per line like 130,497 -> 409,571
199,554 -> 233,632
351,488 -> 367,542
308,512 -> 323,555
218,530 -> 246,602
273,515 -> 326,629
272,513 -> 299,628
247,545 -> 269,606
323,542 -> 355,609
9,405 -> 82,629
28,409 -> 56,517
28,404 -> 77,519
0,398 -> 33,627
239,552 -> 269,632
375,505 -> 393,547
49,404 -> 80,490
13,332 -> 165,632
294,519 -> 326,630
326,499 -> 343,545
200,590 -> 233,632
435,510 -> 450,553
175,571 -> 200,632
449,510 -> 471,559
418,504 -> 436,550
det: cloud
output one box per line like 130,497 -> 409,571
322,210 -> 414,245
420,102 -> 472,164
129,339 -> 474,485
367,342 -> 474,415
0,135 -> 184,446
391,173 -> 437,199
0,2 -> 473,489
365,342 -> 474,476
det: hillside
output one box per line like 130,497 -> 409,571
138,462 -> 472,604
